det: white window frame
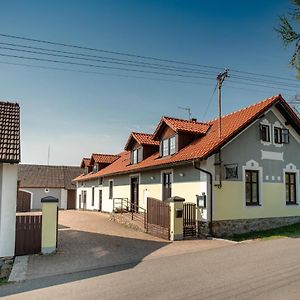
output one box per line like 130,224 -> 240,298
273,121 -> 284,148
242,160 -> 263,208
260,119 -> 271,146
283,163 -> 299,206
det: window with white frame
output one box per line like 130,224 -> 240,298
260,124 -> 270,142
274,127 -> 289,145
285,172 -> 297,205
161,136 -> 176,157
132,147 -> 142,164
245,170 -> 259,206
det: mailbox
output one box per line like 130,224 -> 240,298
196,193 -> 207,208
175,208 -> 183,218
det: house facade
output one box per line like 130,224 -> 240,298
18,164 -> 83,211
74,95 -> 300,236
0,101 -> 20,257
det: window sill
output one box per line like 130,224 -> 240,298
246,203 -> 261,207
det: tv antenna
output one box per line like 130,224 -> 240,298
178,106 -> 192,120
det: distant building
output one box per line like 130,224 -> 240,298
18,164 -> 83,211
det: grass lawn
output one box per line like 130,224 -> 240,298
0,278 -> 8,286
228,222 -> 300,241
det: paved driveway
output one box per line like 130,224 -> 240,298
23,210 -> 232,280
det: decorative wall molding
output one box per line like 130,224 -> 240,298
261,150 -> 284,161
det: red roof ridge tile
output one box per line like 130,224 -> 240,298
162,115 -> 208,125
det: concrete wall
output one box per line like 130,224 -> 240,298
0,163 -> 18,257
20,187 -> 63,210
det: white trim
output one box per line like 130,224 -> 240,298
261,150 -> 284,161
242,160 -> 263,208
260,119 -> 272,146
160,169 -> 173,200
19,189 -> 33,210
283,163 -> 300,206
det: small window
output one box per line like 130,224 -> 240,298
109,180 -> 113,199
274,127 -> 282,144
286,173 -> 297,204
225,164 -> 238,179
162,139 -> 169,156
132,149 -> 138,164
260,124 -> 270,142
170,136 -> 176,154
161,136 -> 177,157
282,129 -> 290,144
98,177 -> 103,186
245,170 -> 259,206
162,172 -> 172,200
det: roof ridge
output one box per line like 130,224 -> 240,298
92,153 -> 120,157
163,115 -> 209,125
207,94 -> 280,123
132,131 -> 153,136
0,101 -> 19,106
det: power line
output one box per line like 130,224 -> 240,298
0,32 -> 298,84
201,83 -> 218,120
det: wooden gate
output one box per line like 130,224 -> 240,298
67,190 -> 76,209
15,215 -> 42,255
16,190 -> 31,212
147,197 -> 170,240
183,203 -> 197,238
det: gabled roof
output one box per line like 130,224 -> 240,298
153,116 -> 210,140
18,164 -> 84,190
80,158 -> 91,168
90,153 -> 120,165
124,132 -> 159,150
75,95 -> 300,181
0,101 -> 20,163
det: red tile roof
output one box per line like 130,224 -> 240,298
80,158 -> 91,168
153,116 -> 210,139
124,132 -> 159,150
91,153 -> 120,164
75,95 -> 298,181
0,101 -> 20,163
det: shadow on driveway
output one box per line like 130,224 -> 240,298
0,229 -> 168,297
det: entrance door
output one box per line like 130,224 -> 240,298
162,172 -> 172,201
79,194 -> 82,209
99,190 -> 102,211
82,191 -> 87,210
130,177 -> 139,212
67,190 -> 76,209
16,190 -> 31,212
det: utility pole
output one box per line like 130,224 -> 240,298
217,69 -> 229,139
178,106 -> 192,120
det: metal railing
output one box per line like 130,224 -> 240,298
113,197 -> 147,229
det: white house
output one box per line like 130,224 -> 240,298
74,95 -> 300,237
0,101 -> 20,257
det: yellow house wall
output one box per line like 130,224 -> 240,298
214,181 -> 300,220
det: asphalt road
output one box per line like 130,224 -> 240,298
1,237 -> 300,300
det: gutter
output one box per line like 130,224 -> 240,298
193,160 -> 213,236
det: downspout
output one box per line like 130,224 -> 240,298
193,160 -> 213,236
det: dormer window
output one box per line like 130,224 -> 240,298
161,136 -> 176,157
132,147 -> 142,164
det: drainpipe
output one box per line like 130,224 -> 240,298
193,160 -> 213,236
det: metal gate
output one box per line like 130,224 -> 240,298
15,215 -> 42,255
147,197 -> 170,240
183,203 -> 197,238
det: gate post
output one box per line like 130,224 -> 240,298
167,196 -> 185,241
41,196 -> 59,254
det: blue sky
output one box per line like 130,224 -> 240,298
0,0 -> 298,165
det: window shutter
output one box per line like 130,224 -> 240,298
159,141 -> 162,157
138,147 -> 143,162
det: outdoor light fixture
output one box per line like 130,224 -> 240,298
150,176 -> 155,180
179,172 -> 184,177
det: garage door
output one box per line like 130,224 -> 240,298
17,190 -> 31,212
